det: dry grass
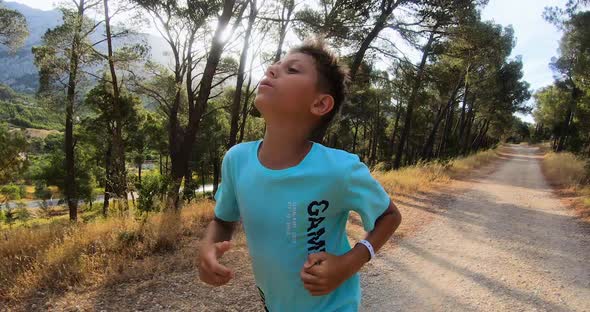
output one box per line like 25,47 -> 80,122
22,128 -> 61,139
541,151 -> 590,221
0,200 -> 217,303
542,152 -> 587,187
373,148 -> 500,195
533,141 -> 552,154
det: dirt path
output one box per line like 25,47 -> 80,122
361,145 -> 590,312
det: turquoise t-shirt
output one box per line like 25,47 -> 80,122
214,139 -> 391,312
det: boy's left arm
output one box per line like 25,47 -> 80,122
300,199 -> 402,296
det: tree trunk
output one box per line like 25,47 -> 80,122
361,124 -> 367,160
425,77 -> 462,159
165,155 -> 168,174
368,124 -> 375,166
438,98 -> 455,158
350,0 -> 400,80
238,55 -> 256,143
229,0 -> 256,148
64,0 -> 94,222
429,102 -> 458,158
130,190 -> 136,210
462,98 -> 476,154
64,0 -> 89,222
557,85 -> 580,152
456,64 -> 471,142
274,0 -> 294,62
421,102 -> 445,161
159,153 -> 162,175
471,119 -> 490,151
65,83 -> 77,221
388,102 -> 401,159
393,30 -> 436,169
138,161 -> 142,185
405,141 -> 413,166
184,164 -> 193,203
212,150 -> 220,196
103,143 -> 112,217
369,100 -> 380,166
352,121 -> 359,154
167,0 -> 239,210
103,0 -> 127,207
200,161 -> 206,199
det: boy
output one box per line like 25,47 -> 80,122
198,37 -> 402,311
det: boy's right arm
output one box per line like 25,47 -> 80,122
198,216 -> 237,286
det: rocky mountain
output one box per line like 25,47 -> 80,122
0,2 -> 171,94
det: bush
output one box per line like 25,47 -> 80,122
0,184 -> 24,202
4,207 -> 15,226
137,174 -> 166,216
15,206 -> 31,222
543,152 -> 586,187
34,181 -> 51,200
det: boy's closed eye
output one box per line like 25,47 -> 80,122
275,59 -> 301,73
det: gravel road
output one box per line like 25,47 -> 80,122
360,144 -> 590,312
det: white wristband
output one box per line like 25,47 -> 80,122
357,239 -> 375,260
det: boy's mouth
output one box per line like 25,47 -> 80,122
260,78 -> 274,89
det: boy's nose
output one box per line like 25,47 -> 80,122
265,64 -> 278,78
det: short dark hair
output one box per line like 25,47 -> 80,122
288,37 -> 350,143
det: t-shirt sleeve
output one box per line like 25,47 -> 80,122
346,155 -> 391,232
213,150 -> 240,222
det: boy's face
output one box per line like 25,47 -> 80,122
255,52 -> 330,124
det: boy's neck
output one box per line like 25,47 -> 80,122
259,126 -> 313,170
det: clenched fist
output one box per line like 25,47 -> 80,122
300,252 -> 356,296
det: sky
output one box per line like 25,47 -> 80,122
13,0 -> 565,123
12,0 -> 54,10
481,0 -> 564,123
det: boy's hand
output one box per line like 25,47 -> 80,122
300,252 -> 359,296
198,241 -> 234,286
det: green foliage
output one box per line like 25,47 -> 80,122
0,2 -> 29,52
34,181 -> 51,200
25,132 -> 98,205
0,100 -> 63,130
137,174 -> 167,215
535,10 -> 590,154
3,206 -> 15,225
32,5 -> 102,96
15,204 -> 30,222
81,78 -> 147,211
0,84 -> 62,130
293,0 -> 371,45
0,188 -> 27,226
0,123 -> 28,184
0,183 -> 24,201
506,117 -> 531,143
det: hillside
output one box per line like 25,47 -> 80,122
0,2 -> 171,94
0,84 -> 62,130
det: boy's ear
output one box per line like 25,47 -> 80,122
310,94 -> 335,118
